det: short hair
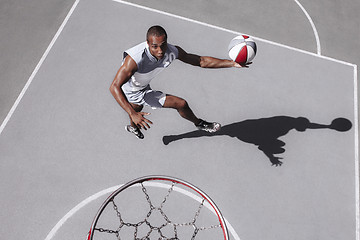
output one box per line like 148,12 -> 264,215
146,25 -> 167,41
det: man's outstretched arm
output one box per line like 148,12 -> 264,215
176,46 -> 247,68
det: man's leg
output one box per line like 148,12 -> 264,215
163,95 -> 221,132
162,95 -> 201,125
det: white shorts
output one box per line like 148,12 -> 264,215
121,84 -> 166,109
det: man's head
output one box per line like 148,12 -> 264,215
294,117 -> 310,132
146,25 -> 168,60
146,25 -> 167,41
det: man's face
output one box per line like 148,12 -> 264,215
147,34 -> 167,60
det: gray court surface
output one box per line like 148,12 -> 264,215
0,0 -> 358,240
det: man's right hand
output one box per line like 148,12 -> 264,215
130,112 -> 153,130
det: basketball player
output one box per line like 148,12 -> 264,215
110,25 -> 247,139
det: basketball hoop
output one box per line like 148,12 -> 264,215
87,176 -> 229,240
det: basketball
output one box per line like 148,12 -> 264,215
228,35 -> 257,65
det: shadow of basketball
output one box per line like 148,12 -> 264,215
162,116 -> 352,167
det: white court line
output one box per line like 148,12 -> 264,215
294,0 -> 321,55
0,0 -> 80,136
112,0 -> 355,67
354,65 -> 359,240
44,185 -> 121,240
44,183 -> 241,240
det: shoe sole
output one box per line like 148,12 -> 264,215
125,125 -> 144,139
198,123 -> 221,133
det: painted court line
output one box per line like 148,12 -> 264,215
0,0 -> 80,136
44,185 -> 120,240
112,0 -> 355,67
294,0 -> 321,55
355,65 -> 360,240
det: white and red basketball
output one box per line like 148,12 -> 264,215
228,35 -> 257,65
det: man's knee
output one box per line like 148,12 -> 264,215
164,95 -> 189,110
174,98 -> 189,110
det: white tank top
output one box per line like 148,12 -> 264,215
122,42 -> 179,91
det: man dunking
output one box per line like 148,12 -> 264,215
110,25 -> 248,139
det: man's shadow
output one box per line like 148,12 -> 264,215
162,116 -> 352,166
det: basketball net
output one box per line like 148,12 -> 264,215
87,176 -> 229,240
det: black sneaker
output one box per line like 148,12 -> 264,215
125,125 -> 144,139
195,119 -> 221,133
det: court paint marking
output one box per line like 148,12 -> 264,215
44,185 -> 120,240
355,65 -> 359,240
0,0 -> 80,137
293,0 -> 321,55
44,183 -> 241,240
113,0 -> 353,66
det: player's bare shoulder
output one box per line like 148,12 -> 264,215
121,55 -> 138,74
